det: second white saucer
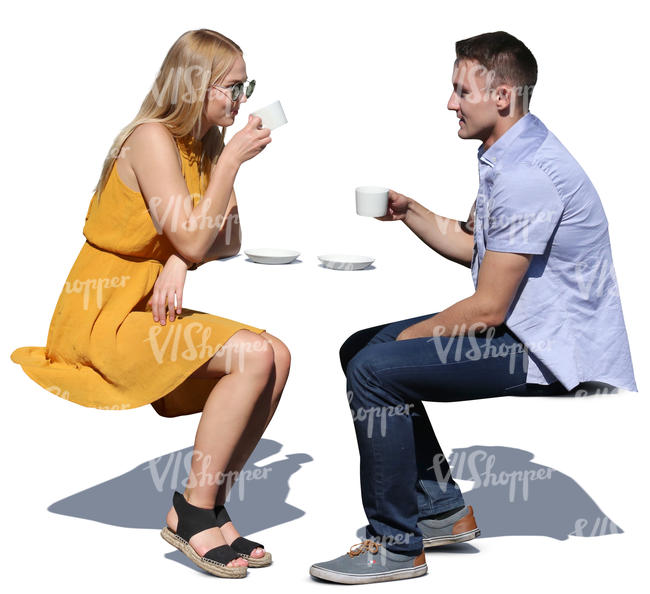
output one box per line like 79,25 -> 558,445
318,254 -> 375,270
244,248 -> 300,265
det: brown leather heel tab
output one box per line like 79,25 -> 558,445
412,551 -> 426,567
452,506 -> 478,535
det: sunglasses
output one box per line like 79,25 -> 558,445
211,79 -> 256,102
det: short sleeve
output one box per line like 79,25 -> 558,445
486,164 -> 564,255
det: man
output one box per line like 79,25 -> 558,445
309,30 -> 637,585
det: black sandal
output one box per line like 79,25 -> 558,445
160,491 -> 247,578
214,503 -> 273,567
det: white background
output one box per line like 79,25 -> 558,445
2,0 -> 647,591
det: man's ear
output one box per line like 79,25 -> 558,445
495,84 -> 515,114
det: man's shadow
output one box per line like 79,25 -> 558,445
48,438 -> 312,538
451,445 -> 622,539
356,444 -> 622,544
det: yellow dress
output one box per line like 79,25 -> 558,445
10,134 -> 266,417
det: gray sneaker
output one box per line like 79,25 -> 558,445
310,539 -> 427,584
418,505 -> 480,548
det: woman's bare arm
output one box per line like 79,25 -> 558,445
127,117 -> 269,263
199,188 -> 242,264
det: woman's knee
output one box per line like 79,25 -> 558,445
220,329 -> 275,378
259,335 -> 291,410
263,333 -> 291,377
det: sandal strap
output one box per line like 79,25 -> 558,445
214,503 -> 232,527
203,544 -> 240,565
172,491 -> 219,543
230,536 -> 264,555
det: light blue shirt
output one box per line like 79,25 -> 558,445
471,112 -> 637,392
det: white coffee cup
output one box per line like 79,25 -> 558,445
251,100 -> 288,130
355,186 -> 389,217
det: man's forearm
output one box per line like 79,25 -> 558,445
396,294 -> 502,341
403,199 -> 474,267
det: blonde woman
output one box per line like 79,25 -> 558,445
10,29 -> 290,578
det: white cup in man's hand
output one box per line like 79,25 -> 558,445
355,186 -> 389,217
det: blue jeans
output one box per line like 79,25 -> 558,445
340,312 -> 569,555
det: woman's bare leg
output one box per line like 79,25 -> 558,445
215,332 -> 290,500
211,332 -> 291,556
178,332 -> 290,558
164,329 -> 275,567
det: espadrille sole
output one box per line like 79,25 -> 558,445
160,526 -> 247,578
237,550 -> 272,567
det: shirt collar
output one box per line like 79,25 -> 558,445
477,112 -> 536,167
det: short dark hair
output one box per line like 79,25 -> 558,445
455,31 -> 537,108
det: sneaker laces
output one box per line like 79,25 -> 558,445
348,539 -> 380,557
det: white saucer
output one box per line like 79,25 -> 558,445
244,248 -> 300,265
318,254 -> 375,270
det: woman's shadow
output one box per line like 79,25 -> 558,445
48,438 -> 312,538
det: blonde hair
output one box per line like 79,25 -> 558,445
93,28 -> 243,204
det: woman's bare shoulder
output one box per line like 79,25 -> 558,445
127,122 -> 179,157
116,122 -> 183,194
124,123 -> 182,169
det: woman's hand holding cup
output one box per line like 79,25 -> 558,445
223,115 -> 272,166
